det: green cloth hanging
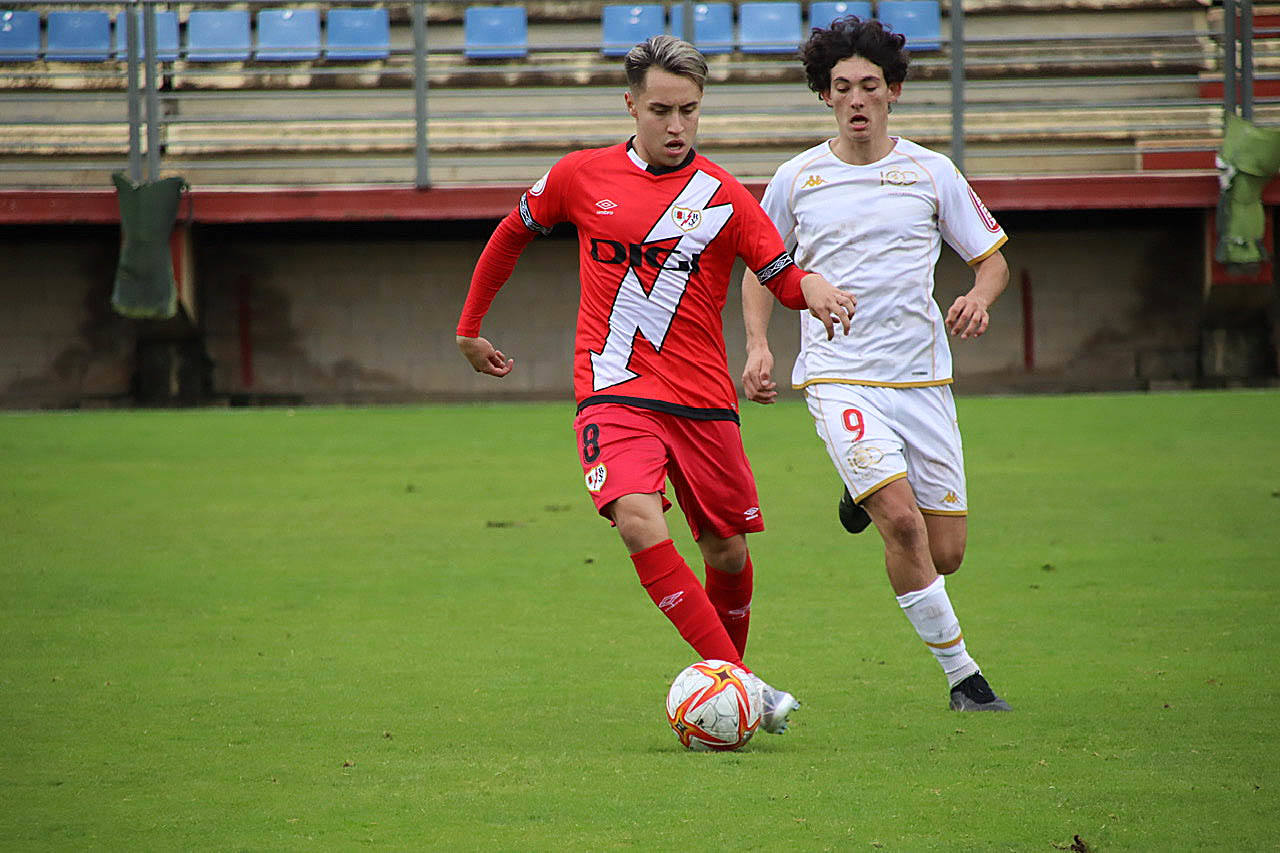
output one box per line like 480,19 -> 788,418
110,172 -> 188,319
1216,113 -> 1280,269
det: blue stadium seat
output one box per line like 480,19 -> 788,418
325,8 -> 390,60
877,0 -> 941,51
114,10 -> 180,62
809,1 -> 872,30
668,3 -> 733,55
464,6 -> 528,59
602,4 -> 665,57
256,8 -> 321,61
46,10 -> 111,61
186,9 -> 251,62
739,2 -> 802,54
0,10 -> 39,61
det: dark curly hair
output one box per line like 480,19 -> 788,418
801,16 -> 910,98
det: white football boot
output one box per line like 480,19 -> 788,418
743,672 -> 800,734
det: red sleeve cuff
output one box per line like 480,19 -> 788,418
763,263 -> 807,311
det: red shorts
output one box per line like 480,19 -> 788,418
572,403 -> 765,541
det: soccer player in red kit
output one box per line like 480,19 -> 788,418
456,35 -> 856,734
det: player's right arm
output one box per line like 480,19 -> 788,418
455,164 -> 566,378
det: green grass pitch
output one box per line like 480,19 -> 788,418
1,390 -> 1277,850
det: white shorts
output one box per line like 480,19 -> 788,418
803,383 -> 967,515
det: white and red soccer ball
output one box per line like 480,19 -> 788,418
666,659 -> 762,751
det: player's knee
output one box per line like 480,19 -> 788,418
877,508 -> 929,551
608,498 -> 667,552
700,535 -> 747,573
933,546 -> 964,575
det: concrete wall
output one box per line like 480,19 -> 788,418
0,226 -> 135,408
196,221 -> 582,403
0,208 -> 1259,409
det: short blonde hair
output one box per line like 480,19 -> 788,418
624,35 -> 708,92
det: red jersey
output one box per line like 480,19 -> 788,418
458,141 -> 809,420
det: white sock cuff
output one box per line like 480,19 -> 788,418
895,575 -> 945,610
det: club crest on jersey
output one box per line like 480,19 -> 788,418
671,205 -> 702,232
880,169 -> 918,187
848,443 -> 885,471
585,463 -> 608,492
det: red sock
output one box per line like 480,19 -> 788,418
631,539 -> 742,666
705,555 -> 753,658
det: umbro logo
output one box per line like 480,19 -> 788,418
657,591 -> 685,612
801,175 -> 826,188
743,506 -> 760,521
595,199 -> 617,215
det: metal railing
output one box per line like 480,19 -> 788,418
0,0 -> 1267,188
1224,0 -> 1256,120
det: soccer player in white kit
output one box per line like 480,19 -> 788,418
741,16 -> 1013,710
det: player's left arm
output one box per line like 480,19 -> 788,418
946,249 -> 1009,339
938,166 -> 1010,340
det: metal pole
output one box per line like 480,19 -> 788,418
1021,269 -> 1034,372
142,1 -> 161,181
682,1 -> 694,47
125,3 -> 142,181
1241,0 -> 1254,120
412,0 -> 430,187
950,0 -> 965,172
1224,0 -> 1237,117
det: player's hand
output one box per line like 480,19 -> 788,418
743,346 -> 777,405
800,273 -> 856,340
457,335 -> 514,377
946,293 -> 990,339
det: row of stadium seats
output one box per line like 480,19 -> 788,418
0,8 -> 390,62
606,1 -> 940,56
474,1 -> 939,58
0,1 -> 939,63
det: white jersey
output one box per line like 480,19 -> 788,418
760,137 -> 1007,388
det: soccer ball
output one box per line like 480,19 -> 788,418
665,659 -> 762,751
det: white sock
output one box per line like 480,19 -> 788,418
896,575 -> 979,688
